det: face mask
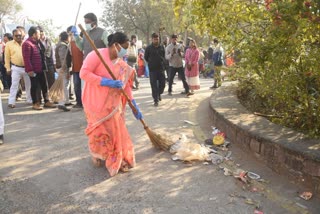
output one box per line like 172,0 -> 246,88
85,23 -> 92,31
115,45 -> 127,58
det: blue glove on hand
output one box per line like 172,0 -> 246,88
71,26 -> 79,37
131,99 -> 143,120
100,77 -> 123,88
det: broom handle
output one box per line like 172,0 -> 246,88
78,24 -> 149,129
74,2 -> 81,26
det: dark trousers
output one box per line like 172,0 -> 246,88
46,66 -> 56,90
168,66 -> 189,93
128,62 -> 139,87
149,70 -> 166,103
0,63 -> 11,89
30,72 -> 49,104
73,72 -> 82,105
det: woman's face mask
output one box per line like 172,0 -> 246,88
115,44 -> 127,58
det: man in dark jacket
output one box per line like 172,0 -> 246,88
144,33 -> 166,107
22,26 -> 55,110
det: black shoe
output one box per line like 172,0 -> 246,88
73,104 -> 83,109
0,134 -> 3,145
58,105 -> 70,112
65,102 -> 74,106
186,92 -> 194,97
154,102 -> 159,107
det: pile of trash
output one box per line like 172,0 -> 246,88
169,125 -> 314,213
169,127 -> 230,163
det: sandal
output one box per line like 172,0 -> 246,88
120,161 -> 130,173
92,157 -> 103,167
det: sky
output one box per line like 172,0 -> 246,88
19,0 -> 104,32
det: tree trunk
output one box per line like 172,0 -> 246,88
184,29 -> 188,46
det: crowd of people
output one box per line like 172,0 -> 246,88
0,11 -> 237,176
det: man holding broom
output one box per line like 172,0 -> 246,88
80,32 -> 143,177
71,12 -> 108,59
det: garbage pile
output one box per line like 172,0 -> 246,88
169,125 -> 314,213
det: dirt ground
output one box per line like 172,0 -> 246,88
0,77 -> 319,214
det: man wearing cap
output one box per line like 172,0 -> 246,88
144,33 -> 166,107
5,29 -> 32,108
71,12 -> 108,59
165,34 -> 190,96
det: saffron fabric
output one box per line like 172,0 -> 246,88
80,48 -> 135,177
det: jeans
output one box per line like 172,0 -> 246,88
73,72 -> 82,106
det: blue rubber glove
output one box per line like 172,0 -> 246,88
100,77 -> 123,88
131,99 -> 143,120
71,26 -> 79,37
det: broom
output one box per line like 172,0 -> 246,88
49,2 -> 82,102
78,24 -> 173,151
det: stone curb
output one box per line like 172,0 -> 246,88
209,81 -> 320,195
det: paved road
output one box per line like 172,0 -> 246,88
0,77 -> 319,213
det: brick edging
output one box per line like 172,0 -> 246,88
209,82 -> 320,195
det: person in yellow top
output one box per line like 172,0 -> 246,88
5,29 -> 32,108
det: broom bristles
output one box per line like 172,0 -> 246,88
49,74 -> 64,102
145,127 -> 174,151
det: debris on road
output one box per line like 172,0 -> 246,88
210,153 -> 224,165
183,120 -> 199,126
299,191 -> 313,201
254,209 -> 264,214
247,172 -> 261,180
170,134 -> 211,161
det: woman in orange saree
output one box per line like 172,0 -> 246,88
80,32 -> 143,177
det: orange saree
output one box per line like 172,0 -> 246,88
80,48 -> 135,177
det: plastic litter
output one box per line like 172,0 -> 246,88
225,151 -> 232,159
210,153 -> 224,165
211,126 -> 220,135
213,134 -> 225,145
234,171 -> 249,184
183,120 -> 198,126
222,140 -> 231,148
247,172 -> 261,180
223,168 -> 233,176
299,191 -> 313,201
171,142 -> 211,161
170,134 -> 188,154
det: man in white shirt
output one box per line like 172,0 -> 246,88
165,34 -> 190,96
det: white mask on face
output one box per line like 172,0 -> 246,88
85,23 -> 93,31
